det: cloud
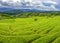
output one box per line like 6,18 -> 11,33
0,0 -> 60,11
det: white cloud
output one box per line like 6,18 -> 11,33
0,0 -> 60,11
43,1 -> 58,5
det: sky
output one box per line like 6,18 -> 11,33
0,0 -> 60,11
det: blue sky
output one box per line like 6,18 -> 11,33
0,0 -> 60,11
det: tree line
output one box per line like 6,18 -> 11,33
0,11 -> 60,19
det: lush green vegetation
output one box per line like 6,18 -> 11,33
0,11 -> 60,18
0,12 -> 60,43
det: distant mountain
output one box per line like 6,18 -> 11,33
0,7 -> 44,13
0,7 -> 59,14
0,7 -> 13,12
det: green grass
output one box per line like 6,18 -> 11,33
0,16 -> 60,43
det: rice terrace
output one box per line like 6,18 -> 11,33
0,12 -> 60,43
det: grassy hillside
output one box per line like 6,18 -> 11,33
0,13 -> 60,43
0,11 -> 60,18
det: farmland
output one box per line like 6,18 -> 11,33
0,12 -> 60,43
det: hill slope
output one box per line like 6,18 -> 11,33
0,16 -> 60,43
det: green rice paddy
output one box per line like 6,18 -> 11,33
0,16 -> 60,43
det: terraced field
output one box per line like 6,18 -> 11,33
0,16 -> 60,43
